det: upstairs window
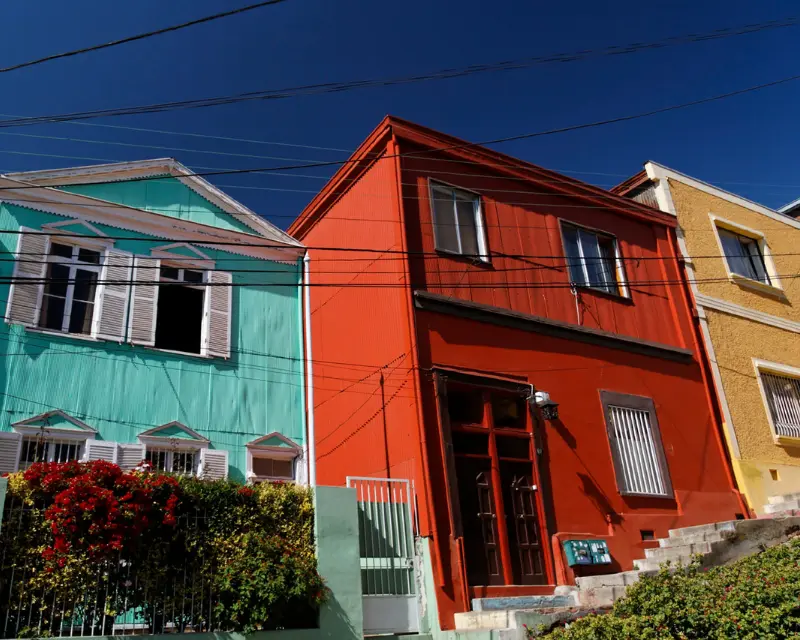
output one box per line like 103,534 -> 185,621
19,436 -> 84,470
155,266 -> 205,354
39,242 -> 101,335
429,181 -> 488,260
717,228 -> 770,285
562,224 -> 624,296
757,366 -> 800,441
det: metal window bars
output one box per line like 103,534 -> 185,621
762,372 -> 800,439
608,405 -> 668,496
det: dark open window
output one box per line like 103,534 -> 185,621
154,266 -> 205,354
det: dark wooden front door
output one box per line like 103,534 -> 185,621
501,462 -> 547,585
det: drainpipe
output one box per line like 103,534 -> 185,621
303,252 -> 317,486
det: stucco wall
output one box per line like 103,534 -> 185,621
668,179 -> 800,319
0,203 -> 305,481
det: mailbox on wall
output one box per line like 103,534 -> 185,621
563,539 -> 612,567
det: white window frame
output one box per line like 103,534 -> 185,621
139,436 -> 209,476
753,359 -> 800,446
428,179 -> 489,262
38,240 -> 106,336
246,434 -> 301,484
559,221 -> 629,297
13,426 -> 95,470
710,215 -> 782,297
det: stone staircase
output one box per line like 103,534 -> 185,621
451,493 -> 800,637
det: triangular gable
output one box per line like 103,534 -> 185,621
247,432 -> 302,451
139,422 -> 209,442
12,410 -> 97,434
3,159 -> 303,247
151,243 -> 211,261
42,218 -> 108,238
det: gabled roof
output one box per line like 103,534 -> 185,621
12,410 -> 97,433
138,421 -> 209,442
247,432 -> 302,451
5,158 -> 302,248
289,115 -> 675,238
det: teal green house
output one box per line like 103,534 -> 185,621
0,159 -> 309,484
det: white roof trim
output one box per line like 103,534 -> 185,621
12,409 -> 97,433
139,421 -> 210,442
42,218 -> 108,237
151,242 -> 211,260
0,176 -> 304,263
644,161 -> 800,232
4,158 -> 304,248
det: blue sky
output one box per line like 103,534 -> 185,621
1,0 -> 799,227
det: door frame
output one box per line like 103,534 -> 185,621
433,369 -> 555,590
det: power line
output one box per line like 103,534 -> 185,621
0,0 -> 293,75
1,16 -> 797,127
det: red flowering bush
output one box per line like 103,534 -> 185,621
1,461 -> 325,635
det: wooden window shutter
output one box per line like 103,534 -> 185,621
6,228 -> 50,327
117,443 -> 145,470
83,440 -> 118,463
0,431 -> 21,475
434,373 -> 463,538
93,249 -> 133,341
200,448 -> 228,480
202,271 -> 232,358
128,256 -> 160,346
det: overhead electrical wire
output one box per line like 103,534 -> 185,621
0,16 -> 797,127
0,0 -> 293,75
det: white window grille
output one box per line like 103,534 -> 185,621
145,447 -> 198,476
429,181 -> 488,260
760,372 -> 800,439
607,405 -> 668,496
19,436 -> 84,470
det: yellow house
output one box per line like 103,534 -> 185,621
614,163 -> 800,515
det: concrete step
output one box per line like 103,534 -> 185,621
764,499 -> 800,514
454,607 -> 581,632
759,509 -> 800,519
645,541 -> 711,561
472,594 -> 575,612
768,492 -> 800,505
575,569 -> 656,590
577,585 -> 628,608
633,555 -> 692,572
659,529 -> 735,548
668,520 -> 738,539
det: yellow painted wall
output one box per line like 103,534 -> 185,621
667,179 -> 800,512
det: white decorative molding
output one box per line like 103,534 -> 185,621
695,293 -> 800,335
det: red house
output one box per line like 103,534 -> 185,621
289,117 -> 746,629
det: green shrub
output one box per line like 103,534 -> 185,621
541,538 -> 800,639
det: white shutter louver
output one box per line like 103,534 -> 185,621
203,271 -> 232,358
128,256 -> 160,346
6,228 -> 50,327
83,440 -> 118,463
0,431 -> 22,475
93,249 -> 133,341
200,448 -> 228,480
117,443 -> 145,470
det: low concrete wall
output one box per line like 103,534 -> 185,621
0,481 -> 362,640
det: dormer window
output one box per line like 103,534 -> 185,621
246,433 -> 303,484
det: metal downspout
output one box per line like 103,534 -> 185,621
303,252 -> 316,486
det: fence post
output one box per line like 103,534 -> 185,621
313,485 -> 363,640
0,477 -> 6,536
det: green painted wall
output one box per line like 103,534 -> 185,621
59,177 -> 257,235
0,202 -> 305,482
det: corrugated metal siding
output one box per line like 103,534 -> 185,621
0,203 -> 304,483
299,155 -> 423,491
398,148 -> 684,348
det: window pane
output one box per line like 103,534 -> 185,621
50,243 -> 73,259
719,230 -> 756,280
431,185 -> 459,253
39,294 -> 66,331
744,241 -> 770,284
447,388 -> 485,425
455,193 -> 480,256
154,284 -> 204,354
491,394 -> 527,428
160,266 -> 180,280
452,431 -> 490,455
72,268 -> 98,302
762,373 -> 800,438
597,236 -> 619,293
272,459 -> 293,479
77,248 -> 100,265
183,270 -> 204,284
252,457 -> 274,477
53,442 -> 80,463
44,263 -> 70,298
495,435 -> 531,459
68,301 -> 94,334
562,226 -> 586,286
172,451 -> 195,475
146,449 -> 168,472
579,230 -> 609,290
21,438 -> 48,464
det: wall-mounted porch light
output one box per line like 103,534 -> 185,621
534,391 -> 560,421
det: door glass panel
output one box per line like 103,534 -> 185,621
448,388 -> 485,425
452,431 -> 490,455
491,394 -> 527,428
496,435 -> 531,459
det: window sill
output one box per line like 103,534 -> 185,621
730,274 -> 787,300
25,326 -> 101,343
143,346 -> 213,360
774,434 -> 800,448
620,490 -> 674,499
573,284 -> 632,304
434,248 -> 493,268
249,476 -> 295,484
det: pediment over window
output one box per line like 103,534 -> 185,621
247,432 -> 302,456
42,218 -> 108,238
12,410 -> 97,435
138,421 -> 209,443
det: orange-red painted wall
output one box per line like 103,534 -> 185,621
291,118 -> 743,631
